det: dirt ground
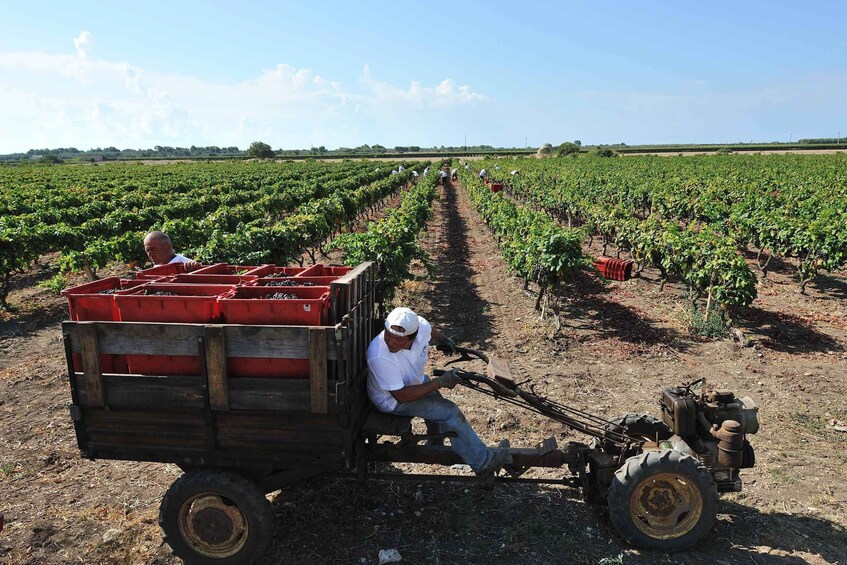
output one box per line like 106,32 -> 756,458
1,178 -> 846,564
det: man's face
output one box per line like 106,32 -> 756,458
144,237 -> 172,265
384,328 -> 413,353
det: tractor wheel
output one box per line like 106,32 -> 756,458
159,469 -> 273,565
608,450 -> 717,551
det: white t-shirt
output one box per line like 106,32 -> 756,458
168,254 -> 192,264
366,316 -> 433,412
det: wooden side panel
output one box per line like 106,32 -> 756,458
78,324 -> 104,407
82,409 -> 208,450
64,322 -> 339,361
214,412 -> 346,454
205,326 -> 229,410
228,378 -> 338,412
309,328 -> 328,414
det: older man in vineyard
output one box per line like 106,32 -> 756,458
143,231 -> 201,271
366,307 -> 511,480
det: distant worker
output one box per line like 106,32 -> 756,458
439,169 -> 449,187
451,167 -> 458,181
143,231 -> 201,271
464,163 -> 470,170
423,166 -> 430,176
412,170 -> 419,178
510,170 -> 519,176
391,169 -> 399,175
494,165 -> 500,171
479,168 -> 488,180
398,164 -> 405,172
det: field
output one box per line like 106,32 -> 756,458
1,157 -> 846,564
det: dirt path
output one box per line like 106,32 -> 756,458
1,178 -> 846,564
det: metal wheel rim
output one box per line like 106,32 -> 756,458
629,472 -> 703,540
177,493 -> 249,558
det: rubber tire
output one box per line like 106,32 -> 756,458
159,469 -> 273,565
608,450 -> 717,551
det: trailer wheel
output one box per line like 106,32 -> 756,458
159,469 -> 273,564
608,450 -> 717,551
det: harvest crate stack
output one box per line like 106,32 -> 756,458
61,262 -> 378,471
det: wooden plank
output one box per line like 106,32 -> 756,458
309,328 -> 328,414
333,261 -> 372,285
78,324 -> 104,407
100,375 -> 205,409
228,378 -> 329,412
65,322 -> 339,360
224,326 -> 338,360
204,326 -> 229,410
64,322 -> 203,356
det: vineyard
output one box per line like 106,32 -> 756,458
468,153 -> 847,329
1,155 -> 846,564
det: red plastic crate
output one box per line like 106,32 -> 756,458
298,264 -> 353,278
191,263 -> 268,276
256,276 -> 339,287
62,278 -> 146,373
134,262 -> 188,280
490,183 -> 504,193
61,277 -> 147,321
115,284 -> 234,323
218,286 -> 331,325
259,266 -> 312,278
169,274 -> 258,285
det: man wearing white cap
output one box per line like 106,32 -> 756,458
366,307 -> 510,478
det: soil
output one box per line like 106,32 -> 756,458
1,179 -> 846,564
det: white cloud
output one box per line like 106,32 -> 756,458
0,34 -> 490,152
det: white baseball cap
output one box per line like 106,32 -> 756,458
385,307 -> 419,337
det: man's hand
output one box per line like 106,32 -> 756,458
184,260 -> 202,272
437,368 -> 461,389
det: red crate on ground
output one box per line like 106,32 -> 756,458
169,274 -> 258,285
593,257 -> 634,281
218,286 -> 331,325
490,183 -> 504,193
298,264 -> 353,278
191,263 -> 270,276
134,262 -> 188,280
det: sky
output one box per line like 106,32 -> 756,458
0,0 -> 845,153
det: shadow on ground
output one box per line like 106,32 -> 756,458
554,273 -> 690,353
419,180 -> 496,346
736,306 -> 843,354
262,475 -> 847,564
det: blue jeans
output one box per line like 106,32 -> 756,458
389,380 -> 493,473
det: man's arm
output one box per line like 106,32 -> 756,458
430,328 -> 457,350
390,379 -> 443,404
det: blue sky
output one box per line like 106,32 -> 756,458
0,0 -> 845,153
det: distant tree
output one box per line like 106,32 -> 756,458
38,155 -> 64,164
574,140 -> 582,147
556,142 -> 580,157
247,141 -> 275,159
590,148 -> 618,158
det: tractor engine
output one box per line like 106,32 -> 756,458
659,385 -> 759,493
